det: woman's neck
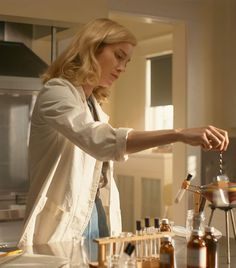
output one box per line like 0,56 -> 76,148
83,84 -> 94,98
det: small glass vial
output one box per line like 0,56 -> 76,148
187,229 -> 206,268
144,217 -> 151,232
135,220 -> 143,260
143,217 -> 153,258
152,218 -> 160,258
203,226 -> 218,268
160,235 -> 175,268
118,243 -> 137,268
160,218 -> 171,232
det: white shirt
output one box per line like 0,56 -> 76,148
18,78 -> 131,246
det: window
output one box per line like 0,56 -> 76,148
145,54 -> 173,131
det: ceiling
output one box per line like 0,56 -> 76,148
110,13 -> 173,41
0,0 -> 108,27
0,1 -> 173,42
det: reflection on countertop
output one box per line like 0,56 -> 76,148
0,235 -> 235,267
0,217 -> 236,268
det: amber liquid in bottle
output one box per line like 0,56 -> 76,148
160,236 -> 174,268
160,218 -> 171,232
187,229 -> 206,268
203,226 -> 218,268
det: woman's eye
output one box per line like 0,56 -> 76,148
115,52 -> 124,60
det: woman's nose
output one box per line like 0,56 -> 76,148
117,62 -> 126,72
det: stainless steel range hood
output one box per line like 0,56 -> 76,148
0,21 -> 48,77
0,40 -> 47,78
0,21 -> 48,93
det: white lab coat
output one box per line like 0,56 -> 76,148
18,78 -> 131,246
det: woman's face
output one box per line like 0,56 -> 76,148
96,42 -> 134,88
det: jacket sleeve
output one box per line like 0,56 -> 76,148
37,80 -> 132,162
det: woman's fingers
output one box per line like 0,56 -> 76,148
206,126 -> 229,151
180,125 -> 229,151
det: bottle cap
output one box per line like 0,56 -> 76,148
161,235 -> 171,242
136,220 -> 142,231
124,243 -> 135,256
161,218 -> 169,224
205,226 -> 215,233
144,217 -> 150,228
191,229 -> 203,236
154,218 -> 160,229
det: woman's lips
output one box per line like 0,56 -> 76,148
111,73 -> 119,80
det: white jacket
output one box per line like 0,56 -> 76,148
18,78 -> 131,246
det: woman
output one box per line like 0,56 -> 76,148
18,18 -> 228,247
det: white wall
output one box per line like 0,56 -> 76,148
108,34 -> 173,130
211,0 -> 236,130
109,0 -> 236,131
109,0 -> 236,230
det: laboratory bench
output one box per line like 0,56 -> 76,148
0,234 -> 235,267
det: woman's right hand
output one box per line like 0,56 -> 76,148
178,125 -> 229,151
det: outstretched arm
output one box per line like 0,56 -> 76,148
126,125 -> 229,154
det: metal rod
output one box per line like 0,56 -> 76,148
230,209 -> 236,240
208,207 -> 215,226
225,210 -> 230,264
51,26 -> 57,63
198,197 -> 206,213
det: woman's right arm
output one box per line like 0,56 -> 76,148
126,126 -> 229,154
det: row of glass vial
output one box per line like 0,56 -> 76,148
107,235 -> 175,268
135,217 -> 172,261
107,226 -> 218,268
107,217 -> 173,268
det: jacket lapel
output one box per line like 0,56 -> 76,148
91,95 -> 109,123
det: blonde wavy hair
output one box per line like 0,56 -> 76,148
42,18 -> 137,103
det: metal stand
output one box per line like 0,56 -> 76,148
208,204 -> 236,264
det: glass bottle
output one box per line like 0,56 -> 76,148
160,235 -> 175,268
187,229 -> 206,268
118,243 -> 137,268
203,226 -> 218,268
160,218 -> 171,232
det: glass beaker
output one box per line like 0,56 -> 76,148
186,209 -> 194,241
186,209 -> 205,241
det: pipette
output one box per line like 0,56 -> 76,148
174,174 -> 193,204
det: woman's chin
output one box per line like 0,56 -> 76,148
99,83 -> 112,88
99,78 -> 115,88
